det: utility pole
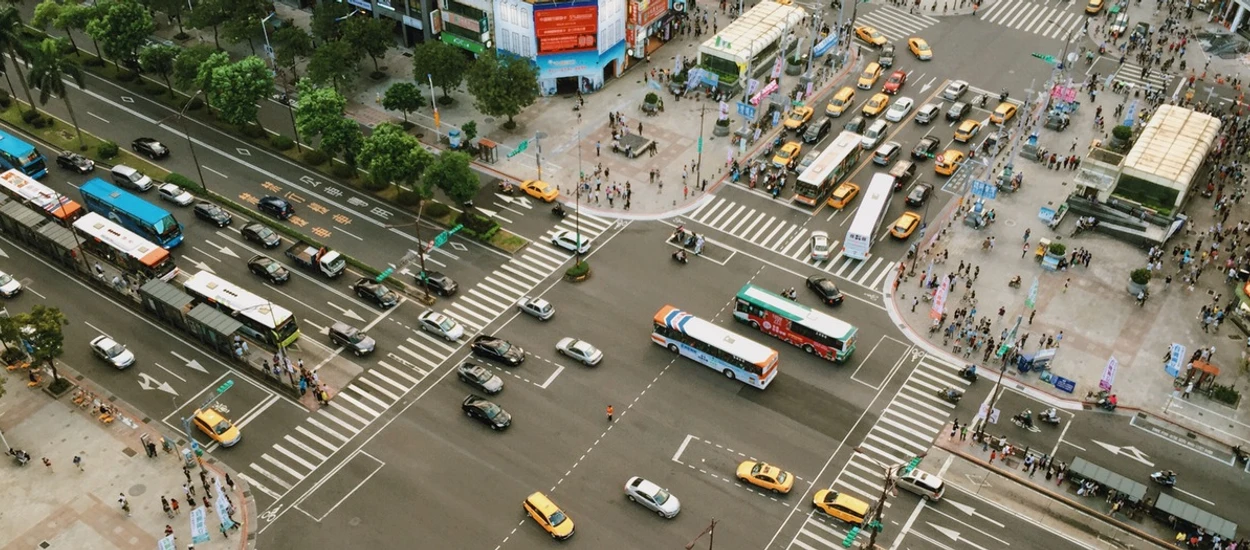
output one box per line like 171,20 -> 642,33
975,358 -> 1010,442
696,104 -> 706,196
535,133 -> 544,181
574,114 -> 583,260
685,519 -> 717,549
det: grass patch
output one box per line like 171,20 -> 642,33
489,230 -> 527,253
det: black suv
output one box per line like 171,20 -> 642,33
258,196 -> 295,220
415,270 -> 458,296
946,102 -> 971,122
193,202 -> 233,227
328,322 -> 375,356
131,137 -> 170,159
802,118 -> 832,144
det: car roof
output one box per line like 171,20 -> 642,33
195,408 -> 226,423
92,335 -> 117,346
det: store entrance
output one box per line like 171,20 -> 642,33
555,77 -> 580,95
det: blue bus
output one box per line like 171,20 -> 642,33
79,179 -> 183,248
0,128 -> 48,179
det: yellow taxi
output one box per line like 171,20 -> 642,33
854,26 -> 888,47
1086,0 -> 1104,13
520,179 -> 559,202
772,141 -> 802,170
857,62 -> 883,89
192,408 -> 241,447
862,93 -> 890,117
991,102 -> 1018,125
784,106 -> 814,132
736,460 -> 795,494
813,490 -> 872,524
523,492 -> 575,539
954,119 -> 981,142
907,37 -> 932,60
935,149 -> 965,176
827,181 -> 860,209
889,211 -> 923,238
825,87 -> 856,117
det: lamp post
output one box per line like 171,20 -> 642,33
696,104 -> 706,196
383,204 -> 432,299
574,113 -> 583,260
261,12 -> 278,70
160,89 -> 210,193
685,519 -> 718,549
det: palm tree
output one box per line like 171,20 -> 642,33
0,7 -> 36,116
29,38 -> 86,150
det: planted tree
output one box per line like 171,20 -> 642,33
147,0 -> 189,37
28,38 -> 87,150
195,51 -> 229,110
424,150 -> 479,205
466,51 -> 538,129
294,80 -> 362,164
411,41 -> 468,104
187,0 -> 229,49
60,2 -> 101,59
272,25 -> 313,81
139,44 -> 179,97
381,81 -> 422,127
172,44 -> 217,90
0,7 -> 35,115
358,122 -> 434,192
221,14 -> 261,55
209,56 -> 273,129
310,0 -> 353,45
86,0 -> 155,71
31,1 -> 72,53
342,15 -> 391,75
17,305 -> 68,382
306,40 -> 359,94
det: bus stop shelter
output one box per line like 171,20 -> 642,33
1154,493 -> 1237,539
1066,458 -> 1147,502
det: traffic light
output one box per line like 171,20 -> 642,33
900,456 -> 923,476
842,526 -> 861,547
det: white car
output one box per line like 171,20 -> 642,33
915,103 -> 941,125
555,337 -> 603,366
418,310 -> 463,341
157,183 -> 194,206
0,270 -> 21,297
810,231 -> 832,261
517,296 -> 555,320
89,335 -> 135,369
551,230 -> 591,254
884,97 -> 914,122
942,80 -> 969,101
625,476 -> 682,518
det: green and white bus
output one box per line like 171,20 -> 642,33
733,284 -> 858,362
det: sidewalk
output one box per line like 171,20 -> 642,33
0,362 -> 256,550
884,0 -> 1250,450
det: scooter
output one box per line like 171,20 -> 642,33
1012,410 -> 1035,430
1038,408 -> 1060,425
7,448 -> 29,467
672,250 -> 688,264
1008,275 -> 1022,288
1097,394 -> 1118,411
959,364 -> 978,382
1150,470 -> 1177,487
552,203 -> 567,218
938,387 -> 963,403
498,181 -> 516,195
1236,445 -> 1250,465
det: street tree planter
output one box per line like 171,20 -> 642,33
1128,267 -> 1151,295
713,117 -> 731,137
1109,125 -> 1133,151
644,92 -> 659,109
564,260 -> 591,282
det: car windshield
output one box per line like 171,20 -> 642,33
777,472 -> 789,483
438,318 -> 455,331
482,402 -> 501,418
653,488 -> 671,505
549,511 -> 567,526
342,328 -> 364,343
256,227 -> 274,239
0,273 -> 12,285
777,148 -> 793,159
213,420 -> 231,435
467,367 -> 487,381
104,343 -> 124,357
495,341 -> 511,354
263,262 -> 282,274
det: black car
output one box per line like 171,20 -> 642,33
131,137 -> 170,159
258,196 -> 295,220
351,277 -> 399,309
457,362 -> 503,394
55,150 -> 94,173
471,335 -> 525,366
248,254 -> 290,284
912,136 -> 941,160
844,115 -> 866,134
329,321 -> 375,357
415,270 -> 458,296
193,202 -> 233,227
806,275 -> 844,305
240,223 -> 282,249
461,394 -> 511,430
802,118 -> 832,144
906,183 -> 934,206
946,102 -> 971,122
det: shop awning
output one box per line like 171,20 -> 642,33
1155,493 -> 1237,539
1192,359 -> 1220,376
1067,458 -> 1147,502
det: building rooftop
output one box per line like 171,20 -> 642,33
1121,105 -> 1221,191
699,1 -> 806,62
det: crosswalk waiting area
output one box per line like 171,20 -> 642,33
786,355 -> 970,550
978,0 -> 1087,39
685,197 -> 896,291
853,6 -> 940,43
239,211 -> 618,506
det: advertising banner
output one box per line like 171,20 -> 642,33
189,507 -> 210,544
535,4 -> 598,54
640,0 -> 669,25
1099,356 -> 1118,391
929,277 -> 949,320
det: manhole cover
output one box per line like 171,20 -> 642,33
535,131 -> 548,139
484,117 -> 494,124
128,483 -> 148,496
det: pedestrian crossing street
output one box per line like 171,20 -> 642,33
240,212 -> 619,508
977,0 -> 1087,39
854,6 -> 941,43
786,355 -> 970,550
685,197 -> 897,291
1108,59 -> 1173,92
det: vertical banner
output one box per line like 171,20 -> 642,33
214,478 -> 236,531
929,277 -> 949,320
1026,276 -> 1039,308
189,506 -> 211,543
157,535 -> 177,550
1164,343 -> 1186,378
771,55 -> 785,80
1099,356 -> 1118,391
674,54 -> 683,74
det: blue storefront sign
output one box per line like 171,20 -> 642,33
1053,376 -> 1076,394
971,179 -> 998,199
535,42 -> 626,79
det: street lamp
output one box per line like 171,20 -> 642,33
160,89 -> 210,193
261,12 -> 278,69
850,448 -> 924,549
382,206 -> 434,300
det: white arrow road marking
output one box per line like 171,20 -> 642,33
945,499 -> 1005,527
473,206 -> 514,224
170,351 -> 210,374
1091,440 -> 1155,467
204,240 -> 239,258
495,194 -> 533,208
0,245 -> 8,258
928,523 -> 961,541
137,372 -> 178,395
326,301 -> 365,322
921,76 -> 937,93
194,260 -> 215,273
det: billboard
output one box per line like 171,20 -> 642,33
535,4 -> 597,54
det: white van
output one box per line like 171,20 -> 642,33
897,469 -> 946,501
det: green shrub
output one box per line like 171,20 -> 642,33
0,94 -> 10,109
241,125 -> 266,138
97,140 -> 119,159
361,177 -> 389,191
185,96 -> 204,111
166,172 -> 199,191
302,149 -> 328,165
457,211 -> 497,235
1112,125 -> 1133,140
34,116 -> 53,129
1130,268 -> 1152,285
331,163 -> 355,178
1048,242 -> 1066,256
270,135 -> 295,150
116,70 -> 138,82
20,109 -> 40,124
424,202 -> 450,218
83,57 -> 105,68
47,376 -> 73,395
144,84 -> 165,96
644,92 -> 659,104
1210,383 -> 1240,405
565,261 -> 590,278
396,190 -> 422,206
716,117 -> 731,127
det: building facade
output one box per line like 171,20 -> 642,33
312,0 -> 434,46
494,0 -> 632,95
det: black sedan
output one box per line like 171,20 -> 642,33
55,150 -> 94,173
131,137 -> 170,159
471,335 -> 525,366
462,394 -> 511,430
806,275 -> 844,305
906,183 -> 934,206
194,202 -> 233,227
415,270 -> 457,296
351,278 -> 399,309
258,195 -> 295,220
240,223 -> 281,249
457,362 -> 503,394
912,136 -> 941,160
248,254 -> 290,284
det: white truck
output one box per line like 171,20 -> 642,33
285,242 -> 346,278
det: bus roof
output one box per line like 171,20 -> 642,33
183,270 -> 293,329
80,179 -> 178,234
737,284 -> 858,338
0,129 -> 37,156
654,305 -> 778,365
798,131 -> 861,186
73,212 -> 169,267
846,173 -> 894,239
698,2 -> 805,65
0,169 -> 81,220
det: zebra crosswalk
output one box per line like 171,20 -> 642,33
685,197 -> 897,291
978,0 -> 1087,39
786,355 -> 971,550
242,212 -> 619,508
1108,59 -> 1173,92
854,6 -> 941,43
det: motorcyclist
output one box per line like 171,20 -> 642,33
1018,411 -> 1034,428
1041,407 -> 1058,422
962,364 -> 977,377
673,249 -> 687,262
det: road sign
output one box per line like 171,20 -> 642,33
432,223 -> 464,247
970,179 -> 998,199
1053,376 -> 1076,393
736,101 -> 757,119
216,380 -> 234,394
374,267 -> 395,282
507,140 -> 529,159
1031,52 -> 1056,64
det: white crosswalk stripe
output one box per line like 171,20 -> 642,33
854,6 -> 940,43
1109,59 -> 1172,91
245,214 -> 623,509
978,0 -> 1087,39
785,356 -> 969,550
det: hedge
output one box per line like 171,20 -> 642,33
270,135 -> 295,150
302,149 -> 328,165
98,140 -> 119,159
166,172 -> 199,191
424,202 -> 451,218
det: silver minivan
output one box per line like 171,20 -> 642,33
897,469 -> 946,501
111,164 -> 153,192
861,120 -> 889,149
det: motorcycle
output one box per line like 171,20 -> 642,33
780,288 -> 798,301
498,181 -> 516,195
1008,275 -> 1022,288
1000,88 -> 1010,102
7,448 -> 29,467
1012,410 -> 1035,430
552,203 -> 567,218
907,243 -> 917,260
938,387 -> 963,403
959,364 -> 978,382
1098,394 -> 1118,411
1150,470 -> 1177,487
1038,408 -> 1060,425
672,250 -> 689,264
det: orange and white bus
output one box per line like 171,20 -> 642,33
72,212 -> 175,280
0,169 -> 82,224
652,305 -> 779,389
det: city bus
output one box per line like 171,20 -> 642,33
733,284 -> 858,362
72,212 -> 176,280
181,271 -> 301,348
78,179 -> 183,249
843,173 -> 893,260
652,305 -> 779,389
795,131 -> 862,206
0,128 -> 48,178
0,169 -> 83,224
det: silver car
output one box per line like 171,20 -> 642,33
90,335 -> 135,369
555,337 -> 603,366
942,80 -> 968,101
517,296 -> 555,320
625,477 -> 681,518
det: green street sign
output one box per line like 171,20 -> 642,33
697,136 -> 703,154
433,224 -> 464,248
216,380 -> 234,394
374,267 -> 395,282
1031,52 -> 1056,64
507,140 -> 529,159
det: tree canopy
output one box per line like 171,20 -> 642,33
342,15 -> 391,73
209,56 -> 273,128
381,81 -> 423,125
466,52 -> 538,128
18,305 -> 68,380
139,44 -> 179,97
358,123 -> 434,191
86,0 -> 155,68
306,39 -> 359,94
294,80 -> 362,162
424,151 -> 479,205
411,40 -> 468,101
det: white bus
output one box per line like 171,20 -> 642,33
72,212 -> 175,280
181,271 -> 301,348
795,131 -> 862,206
843,173 -> 894,260
652,305 -> 780,389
